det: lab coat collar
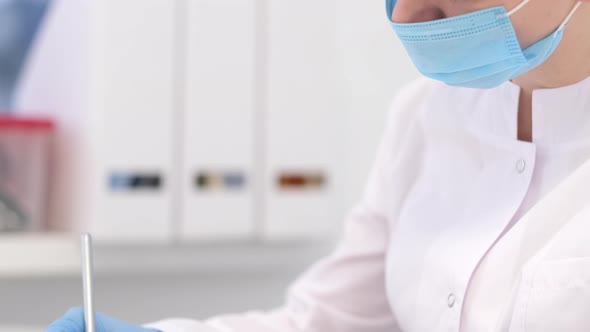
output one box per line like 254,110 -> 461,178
503,76 -> 590,147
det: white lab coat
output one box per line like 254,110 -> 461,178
147,76 -> 590,332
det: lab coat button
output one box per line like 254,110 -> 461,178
516,159 -> 526,173
448,293 -> 456,308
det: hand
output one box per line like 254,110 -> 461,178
46,307 -> 160,332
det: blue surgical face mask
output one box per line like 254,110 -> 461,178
386,0 -> 583,89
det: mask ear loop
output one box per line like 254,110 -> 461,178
499,0 -> 582,37
505,0 -> 531,17
496,0 -> 531,19
556,1 -> 583,33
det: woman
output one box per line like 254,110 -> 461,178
47,0 -> 590,331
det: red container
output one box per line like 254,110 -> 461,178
0,116 -> 54,232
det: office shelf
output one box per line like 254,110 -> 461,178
0,233 -> 333,278
0,233 -> 79,278
0,326 -> 41,332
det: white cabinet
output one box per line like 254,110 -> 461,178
261,0 -> 418,239
16,0 -> 177,242
96,0 -> 177,241
15,0 -> 417,243
263,0 -> 349,239
181,0 -> 257,239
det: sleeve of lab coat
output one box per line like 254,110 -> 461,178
145,78 -> 430,332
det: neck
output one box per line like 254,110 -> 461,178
517,88 -> 533,142
512,5 -> 589,142
511,64 -> 590,92
511,5 -> 590,91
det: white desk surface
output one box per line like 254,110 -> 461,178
0,326 -> 41,332
0,233 -> 332,278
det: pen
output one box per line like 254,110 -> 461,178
81,233 -> 96,332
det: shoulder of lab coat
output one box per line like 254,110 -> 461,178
143,77 -> 438,332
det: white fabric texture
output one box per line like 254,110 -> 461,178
147,76 -> 590,332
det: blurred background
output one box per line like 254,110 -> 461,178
0,0 -> 417,331
0,0 -> 48,109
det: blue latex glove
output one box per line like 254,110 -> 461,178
46,307 -> 160,332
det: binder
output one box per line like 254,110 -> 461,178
263,0 -> 349,239
16,0 -> 177,242
181,0 -> 257,240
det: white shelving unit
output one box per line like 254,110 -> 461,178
0,234 -> 79,278
0,233 -> 333,278
0,233 -> 333,329
0,327 -> 41,332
